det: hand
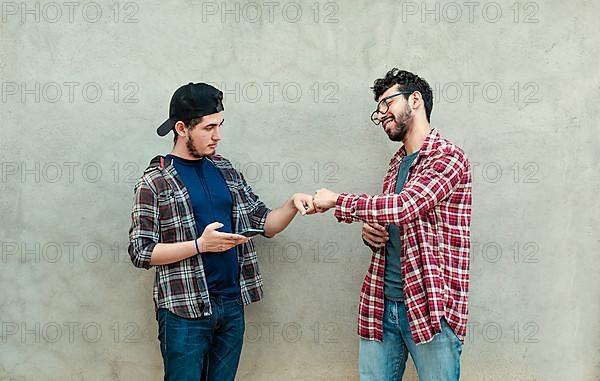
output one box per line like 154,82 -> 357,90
313,188 -> 339,213
197,222 -> 250,253
362,222 -> 389,249
292,193 -> 316,215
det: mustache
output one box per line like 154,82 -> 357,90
382,116 -> 395,127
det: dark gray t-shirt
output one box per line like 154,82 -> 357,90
383,150 -> 419,301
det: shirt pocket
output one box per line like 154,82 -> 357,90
157,188 -> 178,241
157,189 -> 175,212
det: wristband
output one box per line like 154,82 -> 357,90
194,238 -> 201,255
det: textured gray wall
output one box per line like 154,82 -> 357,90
1,1 -> 599,380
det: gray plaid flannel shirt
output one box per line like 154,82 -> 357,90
128,154 -> 271,317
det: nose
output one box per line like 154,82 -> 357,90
212,126 -> 222,141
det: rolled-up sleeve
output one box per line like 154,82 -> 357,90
128,178 -> 159,269
239,173 -> 271,230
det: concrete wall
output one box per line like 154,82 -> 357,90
1,1 -> 599,379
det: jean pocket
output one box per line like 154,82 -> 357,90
441,318 -> 462,343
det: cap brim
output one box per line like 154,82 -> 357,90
157,118 -> 176,137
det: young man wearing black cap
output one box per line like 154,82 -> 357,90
128,83 -> 315,381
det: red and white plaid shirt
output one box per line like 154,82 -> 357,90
334,128 -> 472,345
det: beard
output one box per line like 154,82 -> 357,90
384,103 -> 413,142
186,134 -> 204,158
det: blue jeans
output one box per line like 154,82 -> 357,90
359,299 -> 462,381
156,294 -> 245,381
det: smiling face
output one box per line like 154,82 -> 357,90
174,112 -> 224,158
376,85 -> 414,142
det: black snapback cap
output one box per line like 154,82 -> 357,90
156,82 -> 224,137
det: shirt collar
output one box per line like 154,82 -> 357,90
391,127 -> 441,165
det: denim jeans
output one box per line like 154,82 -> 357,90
156,294 -> 245,381
359,299 -> 462,381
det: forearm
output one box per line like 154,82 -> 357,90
335,193 -> 412,226
149,240 -> 198,266
263,196 -> 298,237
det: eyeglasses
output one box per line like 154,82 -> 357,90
370,91 -> 413,125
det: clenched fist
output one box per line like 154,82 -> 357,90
313,188 -> 339,213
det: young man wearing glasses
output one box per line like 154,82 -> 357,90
128,83 -> 315,381
313,69 -> 472,380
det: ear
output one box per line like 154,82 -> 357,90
174,121 -> 187,138
410,91 -> 423,110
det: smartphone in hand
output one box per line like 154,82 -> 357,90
238,228 -> 264,237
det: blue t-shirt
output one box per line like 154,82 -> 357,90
384,150 -> 419,301
167,154 -> 241,298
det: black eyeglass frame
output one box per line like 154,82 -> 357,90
370,91 -> 414,125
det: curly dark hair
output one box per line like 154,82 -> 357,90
372,69 -> 434,122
